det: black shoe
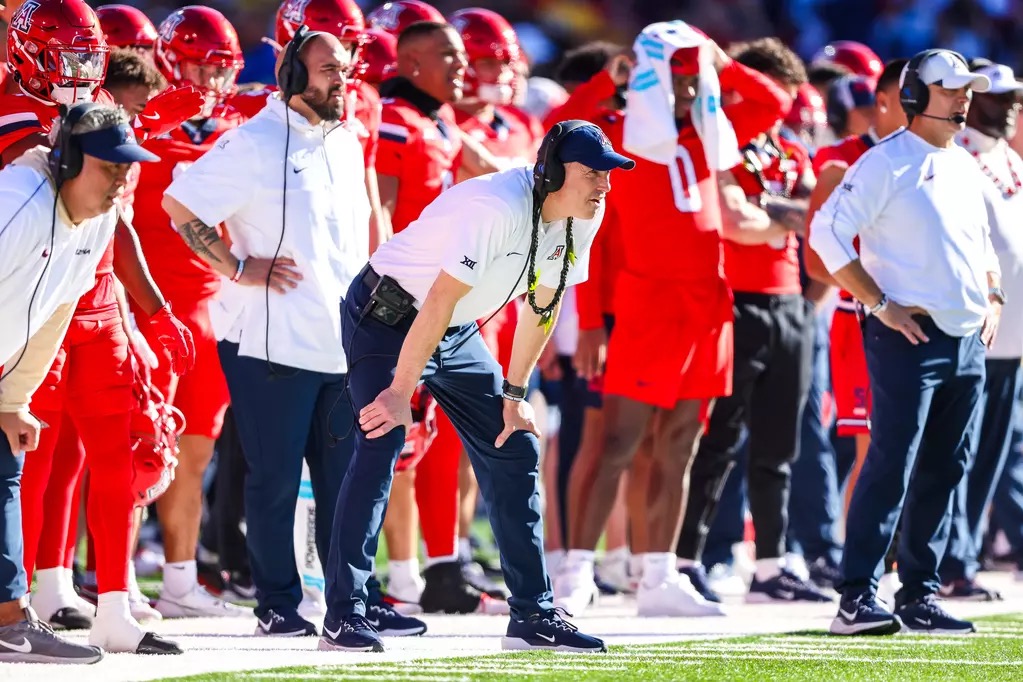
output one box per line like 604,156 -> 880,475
830,593 -> 902,636
196,559 -> 226,596
461,560 -> 510,599
222,572 -> 257,602
938,578 -> 1003,602
808,557 -> 842,591
419,561 -> 488,614
255,608 -> 318,637
366,600 -> 427,636
471,554 -> 504,580
895,594 -> 975,634
136,632 -> 184,655
502,608 -> 607,652
46,607 -> 93,630
747,569 -> 835,603
678,564 -> 722,603
318,614 -> 384,652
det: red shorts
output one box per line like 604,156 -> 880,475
830,306 -> 871,435
140,297 -> 229,439
604,276 -> 734,409
30,310 -> 133,418
478,301 -> 518,374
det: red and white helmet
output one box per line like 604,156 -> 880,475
130,379 -> 182,508
155,6 -> 244,117
367,0 -> 444,37
812,40 -> 883,84
357,27 -> 397,86
6,0 -> 109,105
395,386 -> 438,473
449,8 -> 519,104
275,0 -> 367,47
784,82 -> 827,149
95,4 -> 158,50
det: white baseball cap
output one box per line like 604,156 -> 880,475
901,51 -> 991,92
973,63 -> 1023,94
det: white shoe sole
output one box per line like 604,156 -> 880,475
317,636 -> 383,652
829,615 -> 902,635
501,636 -> 606,652
155,598 -> 249,619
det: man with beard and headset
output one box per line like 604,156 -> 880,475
161,28 -> 369,637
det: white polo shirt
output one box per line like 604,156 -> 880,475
957,127 -> 1023,359
810,129 -> 1000,338
0,160 -> 116,367
370,166 -> 603,327
166,96 -> 370,374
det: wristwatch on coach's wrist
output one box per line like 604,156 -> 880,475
502,380 -> 527,402
869,293 -> 889,316
989,286 -> 1008,305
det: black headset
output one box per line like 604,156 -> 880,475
50,102 -> 103,185
532,120 -> 596,194
900,48 -> 969,117
277,24 -> 315,98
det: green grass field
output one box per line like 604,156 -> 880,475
160,613 -> 1023,682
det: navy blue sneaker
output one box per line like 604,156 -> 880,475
938,578 -> 1003,602
747,569 -> 835,603
678,564 -> 722,603
808,557 -> 842,591
255,608 -> 318,637
366,600 -> 427,636
830,593 -> 902,635
502,609 -> 607,652
896,594 -> 975,634
318,614 -> 384,652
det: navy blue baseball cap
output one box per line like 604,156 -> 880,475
555,122 -> 636,171
77,122 -> 159,164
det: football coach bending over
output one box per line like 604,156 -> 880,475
322,121 -> 633,653
810,49 -> 1001,636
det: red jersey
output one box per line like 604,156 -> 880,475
377,85 -> 462,232
579,63 -> 789,289
454,104 -> 541,167
725,136 -> 810,295
0,89 -> 116,157
134,110 -> 246,301
575,200 -> 624,329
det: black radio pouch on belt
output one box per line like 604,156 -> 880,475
368,274 -> 415,326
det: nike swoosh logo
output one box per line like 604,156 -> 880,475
258,618 -> 273,631
146,112 -> 160,120
916,618 -> 931,627
506,251 -> 523,257
324,624 -> 344,639
293,167 -> 306,173
366,618 -> 380,627
839,609 -> 858,620
536,633 -> 556,643
0,638 -> 31,653
776,590 -> 795,600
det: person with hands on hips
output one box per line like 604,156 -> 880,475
322,120 -> 633,654
809,49 -> 1001,637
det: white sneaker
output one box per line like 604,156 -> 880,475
156,584 -> 250,618
877,572 -> 902,610
708,563 -> 749,597
637,572 -> 726,617
553,559 -> 598,616
597,553 -> 634,594
784,553 -> 810,582
128,589 -> 162,622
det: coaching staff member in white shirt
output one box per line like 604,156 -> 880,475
0,103 -> 158,663
163,28 -> 372,637
321,121 -> 631,654
811,49 -> 1001,637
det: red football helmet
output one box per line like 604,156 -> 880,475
95,4 -> 158,50
812,40 -> 882,84
367,0 -> 444,36
130,379 -> 182,508
449,8 -> 519,104
275,0 -> 367,47
784,82 -> 827,149
395,386 -> 438,473
155,6 -> 244,117
357,27 -> 397,86
6,0 -> 109,105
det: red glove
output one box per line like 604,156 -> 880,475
133,85 -> 204,142
146,303 -> 195,376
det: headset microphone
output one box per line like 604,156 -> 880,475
917,112 -> 966,124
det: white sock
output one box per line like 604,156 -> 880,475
32,567 -> 76,617
603,546 -> 629,564
629,555 -> 643,579
91,591 -> 144,652
388,559 -> 421,586
565,549 -> 595,567
641,552 -> 677,587
676,557 -> 698,569
546,549 -> 565,576
162,560 -> 197,597
755,557 -> 785,582
424,553 -> 459,569
458,538 -> 473,563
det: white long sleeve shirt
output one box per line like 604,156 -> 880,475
0,156 -> 117,408
809,128 -> 1000,338
956,127 -> 1023,358
166,96 -> 370,374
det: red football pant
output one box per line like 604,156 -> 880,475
33,414 -> 86,572
414,408 -> 461,560
22,309 -> 135,594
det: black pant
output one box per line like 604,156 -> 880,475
677,292 -> 814,562
214,407 -> 250,574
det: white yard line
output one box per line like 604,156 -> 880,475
0,572 -> 1018,682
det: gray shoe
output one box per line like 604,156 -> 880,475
0,610 -> 104,664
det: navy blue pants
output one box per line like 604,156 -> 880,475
941,358 -> 1021,581
839,316 -> 985,602
0,432 -> 26,603
325,271 -> 552,621
218,341 -> 354,617
992,414 -> 1023,563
